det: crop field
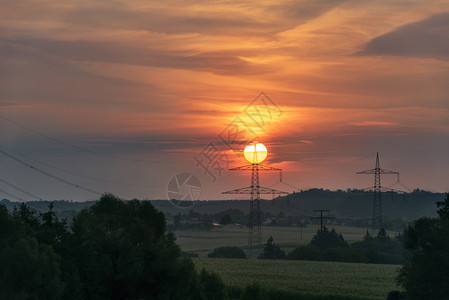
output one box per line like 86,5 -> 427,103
176,225 -> 399,256
193,258 -> 400,300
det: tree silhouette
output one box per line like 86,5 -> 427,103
0,204 -> 64,299
259,236 -> 286,259
311,227 -> 348,250
69,193 -> 199,299
219,214 -> 233,225
397,193 -> 449,298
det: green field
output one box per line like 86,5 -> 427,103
193,258 -> 400,300
176,225 -> 398,256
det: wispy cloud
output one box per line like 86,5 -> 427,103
351,121 -> 400,126
358,12 -> 449,60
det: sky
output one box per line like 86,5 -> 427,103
1,0 -> 449,202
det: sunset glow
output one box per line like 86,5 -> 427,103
244,143 -> 268,164
0,0 -> 448,200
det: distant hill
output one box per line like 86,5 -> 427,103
152,189 -> 443,222
1,189 -> 445,224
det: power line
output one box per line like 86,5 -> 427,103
0,147 -> 102,195
0,187 -> 23,201
0,178 -> 43,200
381,152 -> 449,179
0,144 -> 161,188
0,114 -> 191,164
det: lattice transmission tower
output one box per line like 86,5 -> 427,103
357,152 -> 399,233
223,152 -> 287,258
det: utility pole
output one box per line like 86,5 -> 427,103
311,210 -> 334,232
357,152 -> 399,233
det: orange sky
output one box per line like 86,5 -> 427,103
1,0 -> 449,201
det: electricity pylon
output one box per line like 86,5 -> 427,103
223,163 -> 288,258
357,152 -> 399,233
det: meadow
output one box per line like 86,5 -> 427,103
193,258 -> 400,300
176,225 -> 399,256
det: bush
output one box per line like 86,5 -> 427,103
288,245 -> 321,261
241,282 -> 264,300
199,268 -> 225,300
208,246 -> 246,259
259,236 -> 286,260
322,248 -> 344,262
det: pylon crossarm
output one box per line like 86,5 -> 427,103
379,169 -> 399,175
258,165 -> 282,171
229,164 -> 282,171
357,169 -> 399,175
222,186 -> 288,194
222,187 -> 253,194
356,169 -> 376,174
229,165 -> 253,171
258,187 -> 288,194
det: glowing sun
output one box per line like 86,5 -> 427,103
244,142 -> 267,164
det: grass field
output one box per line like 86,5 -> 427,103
176,225 -> 399,256
193,258 -> 400,300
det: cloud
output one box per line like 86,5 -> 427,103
4,36 -> 275,76
351,121 -> 400,126
358,12 -> 449,60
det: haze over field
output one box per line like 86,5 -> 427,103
1,0 -> 448,201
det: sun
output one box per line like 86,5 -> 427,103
244,142 -> 267,164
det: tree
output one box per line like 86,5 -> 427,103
396,194 -> 449,298
0,204 -> 65,299
259,236 -> 286,259
311,227 -> 348,250
198,269 -> 225,300
219,214 -> 233,225
69,193 -> 199,299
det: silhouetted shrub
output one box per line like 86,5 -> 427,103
259,236 -> 286,260
288,245 -> 321,261
199,268 -> 225,300
386,290 -> 406,300
208,246 -> 246,259
219,214 -> 233,225
241,282 -> 264,300
322,248 -> 344,262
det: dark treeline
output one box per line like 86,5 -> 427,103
265,227 -> 411,264
0,194 -> 226,299
1,188 -> 442,231
168,209 -> 410,232
204,228 -> 409,264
